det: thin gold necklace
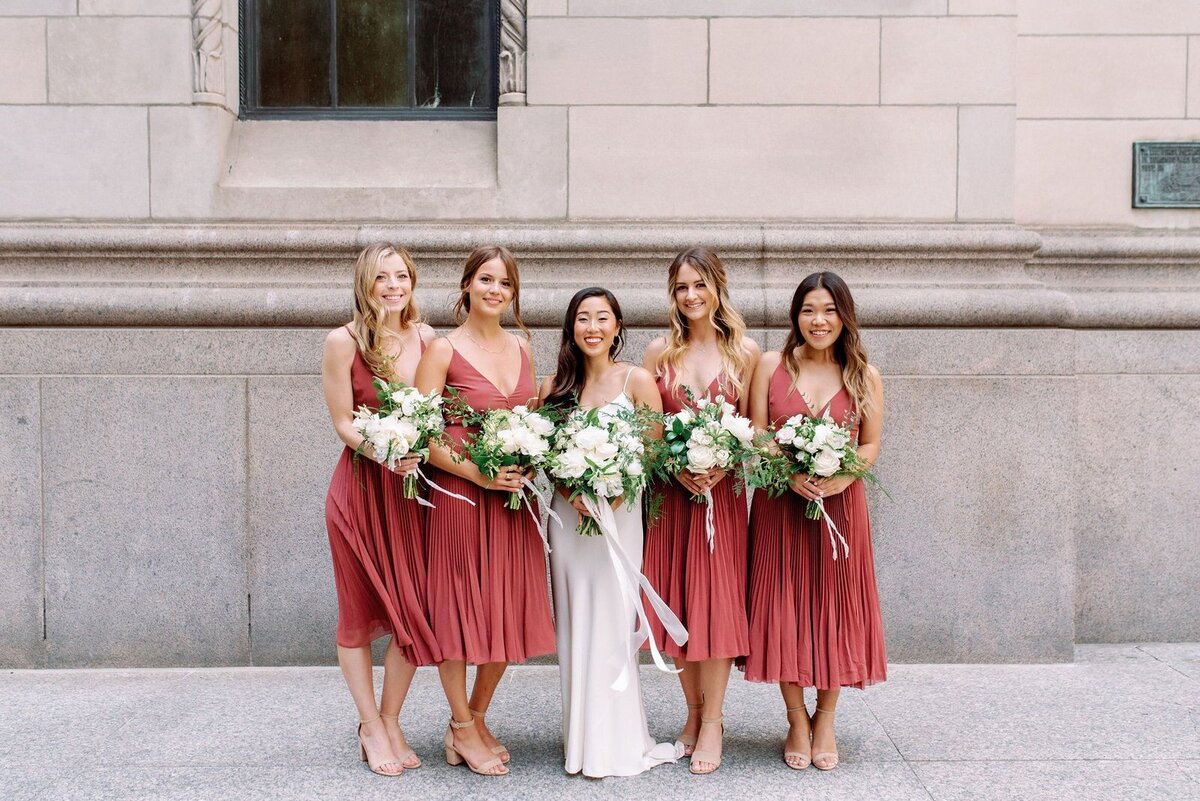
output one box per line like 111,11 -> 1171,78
464,329 -> 507,354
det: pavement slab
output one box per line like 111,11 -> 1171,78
2,647 -> 1198,800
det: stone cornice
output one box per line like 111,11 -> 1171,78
0,223 -> 1196,328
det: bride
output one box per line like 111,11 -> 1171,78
537,287 -> 689,778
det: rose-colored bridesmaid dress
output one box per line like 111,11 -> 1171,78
642,369 -> 750,661
324,342 -> 441,666
423,343 -> 556,664
743,364 -> 887,688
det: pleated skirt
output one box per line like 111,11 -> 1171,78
424,467 -> 556,664
743,480 -> 887,689
324,448 -> 442,666
642,479 -> 750,661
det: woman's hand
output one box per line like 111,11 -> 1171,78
480,464 -> 527,492
675,470 -> 706,495
390,455 -> 421,477
570,495 -> 592,519
702,467 -> 727,490
789,472 -> 823,501
812,474 -> 855,497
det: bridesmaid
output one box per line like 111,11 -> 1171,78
743,271 -> 887,771
642,247 -> 760,775
322,243 -> 441,777
414,245 -> 555,777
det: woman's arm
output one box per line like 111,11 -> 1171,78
322,327 -> 417,474
749,350 -> 781,432
812,365 -> 884,496
737,336 -> 763,418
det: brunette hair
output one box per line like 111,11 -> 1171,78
781,271 -> 873,418
544,287 -> 625,409
349,242 -> 421,378
657,247 -> 751,397
453,245 -> 530,337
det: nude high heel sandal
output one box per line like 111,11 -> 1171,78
688,715 -> 725,775
379,712 -> 421,769
358,715 -> 404,777
811,706 -> 840,771
444,717 -> 508,776
783,705 -> 812,770
469,707 -> 510,763
675,701 -> 704,756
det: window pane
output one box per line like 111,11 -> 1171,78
258,0 -> 332,107
337,0 -> 410,107
415,0 -> 493,109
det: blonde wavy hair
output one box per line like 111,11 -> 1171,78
657,247 -> 752,398
781,271 -> 874,419
350,242 -> 421,378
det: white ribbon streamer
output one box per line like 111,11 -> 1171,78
520,476 -> 561,554
414,465 -> 477,508
812,497 -> 850,561
702,488 -> 715,553
577,494 -> 689,691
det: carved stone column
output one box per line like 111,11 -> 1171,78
498,0 -> 526,106
192,0 -> 225,105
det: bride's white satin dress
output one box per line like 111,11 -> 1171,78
548,389 -> 682,778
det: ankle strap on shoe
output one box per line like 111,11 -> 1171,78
468,708 -> 485,718
701,715 -> 724,724
379,713 -> 398,721
359,714 -> 381,726
786,705 -> 808,714
814,707 -> 835,715
449,716 -> 476,730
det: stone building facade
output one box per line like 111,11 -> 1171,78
1,0 -> 1197,667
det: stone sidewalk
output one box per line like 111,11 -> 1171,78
2,644 -> 1198,801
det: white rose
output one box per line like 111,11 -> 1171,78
673,409 -> 693,427
825,429 -> 850,450
811,423 -> 833,448
593,441 -> 619,462
804,441 -> 820,454
626,459 -> 644,477
687,444 -> 718,471
811,447 -> 842,477
516,427 -> 548,456
689,429 -> 713,447
527,414 -> 555,437
575,426 -> 609,450
776,426 -> 797,446
721,412 -> 755,444
497,428 -> 522,454
695,398 -> 710,409
714,448 -> 731,467
512,405 -> 529,416
553,449 -> 588,480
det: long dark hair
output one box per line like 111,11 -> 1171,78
544,287 -> 625,409
452,245 -> 530,337
781,271 -> 873,417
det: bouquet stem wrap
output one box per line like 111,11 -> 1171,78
702,488 -> 715,553
578,495 -> 689,691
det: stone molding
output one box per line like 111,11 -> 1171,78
499,0 -> 527,106
1,222 -> 1197,328
191,0 -> 224,105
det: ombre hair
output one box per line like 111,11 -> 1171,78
350,242 -> 421,378
781,271 -> 874,419
453,245 -> 530,337
544,287 -> 625,409
657,247 -> 752,397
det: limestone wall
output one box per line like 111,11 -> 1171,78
1,2 -> 1198,667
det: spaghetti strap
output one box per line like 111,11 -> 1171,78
621,366 -> 635,395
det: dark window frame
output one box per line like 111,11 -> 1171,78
238,0 -> 499,121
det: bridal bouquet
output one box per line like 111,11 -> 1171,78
748,411 -> 880,559
649,395 -> 756,550
353,378 -> 445,499
459,404 -> 556,510
547,406 -> 651,537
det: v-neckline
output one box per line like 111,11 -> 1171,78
455,343 -> 525,399
798,385 -> 843,419
677,371 -> 722,404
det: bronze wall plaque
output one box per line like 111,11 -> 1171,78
1133,142 -> 1200,208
